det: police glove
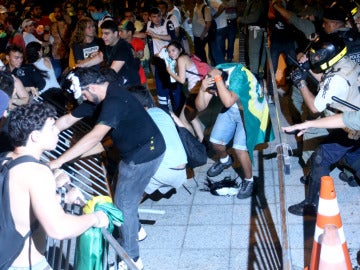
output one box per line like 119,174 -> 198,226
290,68 -> 307,89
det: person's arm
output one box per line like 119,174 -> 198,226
299,83 -> 318,114
146,30 -> 172,41
11,76 -> 29,108
213,3 -> 226,19
209,69 -> 238,108
49,124 -> 111,169
272,0 -> 291,21
282,113 -> 346,136
167,56 -> 187,84
110,60 -> 125,74
195,75 -> 215,111
29,164 -> 108,239
55,113 -> 82,132
76,51 -> 104,68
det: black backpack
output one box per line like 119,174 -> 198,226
0,155 -> 39,270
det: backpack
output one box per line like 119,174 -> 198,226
0,155 -> 39,269
201,4 -> 217,37
186,55 -> 212,79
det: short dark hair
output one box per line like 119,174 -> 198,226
157,1 -> 168,10
5,45 -> 23,55
149,7 -> 161,16
73,67 -> 107,88
0,70 -> 14,97
100,19 -> 118,32
8,102 -> 57,147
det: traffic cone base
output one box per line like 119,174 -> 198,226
308,176 -> 352,270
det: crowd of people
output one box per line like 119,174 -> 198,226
0,0 -> 360,269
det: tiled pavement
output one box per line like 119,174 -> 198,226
137,94 -> 360,270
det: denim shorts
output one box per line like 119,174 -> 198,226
210,104 -> 247,150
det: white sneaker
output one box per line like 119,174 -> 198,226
118,258 -> 144,270
138,226 -> 147,241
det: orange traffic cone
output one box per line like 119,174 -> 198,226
318,224 -> 347,269
309,176 -> 352,270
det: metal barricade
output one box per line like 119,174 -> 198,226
35,95 -> 136,270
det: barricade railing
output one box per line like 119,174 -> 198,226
35,96 -> 136,270
264,31 -> 293,270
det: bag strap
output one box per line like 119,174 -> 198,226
5,155 -> 41,170
186,69 -> 204,78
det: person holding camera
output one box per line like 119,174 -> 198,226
195,68 -> 254,199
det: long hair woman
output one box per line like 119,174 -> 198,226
26,41 -> 66,109
69,17 -> 104,69
166,40 -> 205,142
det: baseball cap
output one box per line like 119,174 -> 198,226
0,90 -> 10,117
323,5 -> 348,22
119,19 -> 135,32
22,19 -> 35,29
0,5 -> 7,14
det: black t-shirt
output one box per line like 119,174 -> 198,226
104,39 -> 140,87
72,81 -> 165,163
10,65 -> 46,91
72,37 -> 105,70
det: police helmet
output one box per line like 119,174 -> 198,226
309,34 -> 347,73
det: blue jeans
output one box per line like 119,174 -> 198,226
308,132 -> 360,205
225,20 -> 237,61
210,105 -> 247,150
114,154 -> 164,259
210,27 -> 228,65
154,68 -> 184,115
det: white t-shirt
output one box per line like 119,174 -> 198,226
314,74 -> 349,112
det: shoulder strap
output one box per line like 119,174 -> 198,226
201,5 -> 206,20
6,155 -> 41,170
186,69 -> 202,77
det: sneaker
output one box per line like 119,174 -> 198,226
207,156 -> 233,177
118,257 -> 144,270
236,180 -> 254,199
288,200 -> 317,216
138,226 -> 147,242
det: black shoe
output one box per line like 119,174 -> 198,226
207,156 -> 233,177
237,180 -> 254,199
300,175 -> 310,185
339,172 -> 359,187
288,200 -> 317,216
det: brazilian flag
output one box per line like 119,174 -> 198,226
216,63 -> 274,160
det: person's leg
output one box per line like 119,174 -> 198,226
210,28 -> 226,65
154,68 -> 171,111
169,83 -> 185,115
231,108 -> 254,198
226,20 -> 237,62
114,155 -> 163,260
207,106 -> 237,177
194,36 -> 208,63
289,141 -> 354,216
248,28 -> 263,76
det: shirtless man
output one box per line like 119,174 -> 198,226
3,102 -> 108,269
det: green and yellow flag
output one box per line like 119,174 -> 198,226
216,63 -> 274,160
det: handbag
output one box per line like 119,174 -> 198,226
175,125 -> 207,168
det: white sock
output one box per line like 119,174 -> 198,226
220,155 -> 229,163
245,177 -> 253,182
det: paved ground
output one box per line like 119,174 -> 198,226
136,91 -> 360,270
